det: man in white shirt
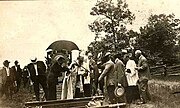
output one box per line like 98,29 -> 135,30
3,60 -> 14,99
27,57 -> 48,101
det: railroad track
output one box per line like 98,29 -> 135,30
25,96 -> 103,108
24,96 -> 126,108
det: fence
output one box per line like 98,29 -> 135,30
150,64 -> 180,76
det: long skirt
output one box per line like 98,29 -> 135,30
125,85 -> 140,103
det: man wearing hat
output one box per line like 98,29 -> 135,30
98,52 -> 116,104
0,61 -> 8,98
27,57 -> 48,101
11,60 -> 22,93
47,54 -> 70,100
135,50 -> 151,104
2,60 -> 15,99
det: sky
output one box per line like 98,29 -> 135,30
0,0 -> 180,67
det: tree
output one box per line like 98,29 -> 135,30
88,0 -> 135,56
137,14 -> 180,65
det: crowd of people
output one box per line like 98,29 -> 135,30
0,60 -> 31,99
0,48 -> 151,105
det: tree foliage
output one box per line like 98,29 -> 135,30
137,14 -> 180,65
88,0 -> 135,57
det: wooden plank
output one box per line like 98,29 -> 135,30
150,65 -> 180,76
167,65 -> 180,75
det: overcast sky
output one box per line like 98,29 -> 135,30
0,0 -> 179,67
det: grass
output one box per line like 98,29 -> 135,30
0,88 -> 33,108
149,79 -> 180,108
1,76 -> 180,108
128,78 -> 180,108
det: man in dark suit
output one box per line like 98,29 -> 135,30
11,60 -> 22,93
98,52 -> 116,104
2,60 -> 15,99
114,53 -> 127,88
114,53 -> 127,103
88,53 -> 99,96
27,57 -> 48,101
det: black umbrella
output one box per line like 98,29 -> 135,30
46,40 -> 79,51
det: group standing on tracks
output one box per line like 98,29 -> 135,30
0,49 -> 151,106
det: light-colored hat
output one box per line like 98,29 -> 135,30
30,57 -> 37,63
114,86 -> 125,97
135,50 -> 142,55
88,53 -> 93,57
54,55 -> 65,62
104,52 -> 111,57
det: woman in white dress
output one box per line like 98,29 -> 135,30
125,53 -> 140,103
126,56 -> 139,86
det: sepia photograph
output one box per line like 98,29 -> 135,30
0,0 -> 180,107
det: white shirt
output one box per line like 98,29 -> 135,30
5,67 -> 10,76
33,63 -> 38,76
15,66 -> 17,71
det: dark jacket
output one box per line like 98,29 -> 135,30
1,67 -> 15,83
114,58 -> 128,87
0,67 -> 7,84
89,59 -> 99,82
27,61 -> 46,82
11,65 -> 22,81
22,67 -> 29,79
137,55 -> 151,82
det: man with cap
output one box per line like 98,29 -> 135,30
98,52 -> 116,104
135,50 -> 151,104
0,63 -> 7,98
11,60 -> 22,93
2,60 -> 15,99
27,57 -> 48,101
